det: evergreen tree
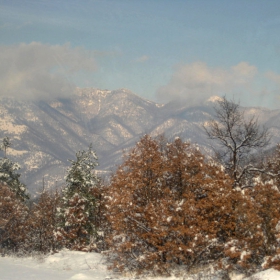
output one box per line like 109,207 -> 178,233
1,137 -> 11,158
0,138 -> 29,201
55,144 -> 100,251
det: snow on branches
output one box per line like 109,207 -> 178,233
0,137 -> 28,201
106,135 -> 280,275
55,144 -> 101,252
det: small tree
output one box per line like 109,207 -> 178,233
27,189 -> 61,253
261,144 -> 280,189
1,137 -> 11,158
0,138 -> 29,201
55,144 -> 100,251
204,97 -> 270,189
0,184 -> 29,253
106,135 -> 170,274
255,145 -> 280,270
162,137 -> 263,271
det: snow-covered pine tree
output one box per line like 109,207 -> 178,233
0,137 -> 29,201
55,144 -> 100,252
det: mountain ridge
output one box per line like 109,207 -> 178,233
0,88 -> 279,195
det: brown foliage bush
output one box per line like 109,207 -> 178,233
0,184 -> 29,253
249,183 -> 280,271
106,135 -> 269,275
27,189 -> 61,253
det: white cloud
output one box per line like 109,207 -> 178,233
0,42 -> 97,100
265,71 -> 280,85
135,55 -> 149,63
156,61 -> 258,106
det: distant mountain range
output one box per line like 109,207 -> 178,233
1,88 -> 280,195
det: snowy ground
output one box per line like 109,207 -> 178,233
0,250 -> 280,280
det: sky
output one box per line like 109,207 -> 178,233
1,0 -> 280,108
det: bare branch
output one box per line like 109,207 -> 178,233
204,97 -> 270,188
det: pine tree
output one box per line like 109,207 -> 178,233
0,137 -> 29,201
55,144 -> 100,251
1,137 -> 11,158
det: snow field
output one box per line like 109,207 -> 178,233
0,250 -> 108,280
0,250 -> 280,280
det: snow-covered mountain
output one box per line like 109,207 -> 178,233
1,88 -> 280,195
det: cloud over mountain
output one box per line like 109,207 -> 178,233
156,61 -> 258,106
0,42 -> 97,100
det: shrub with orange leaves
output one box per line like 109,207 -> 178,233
106,135 -> 263,274
0,184 -> 29,252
